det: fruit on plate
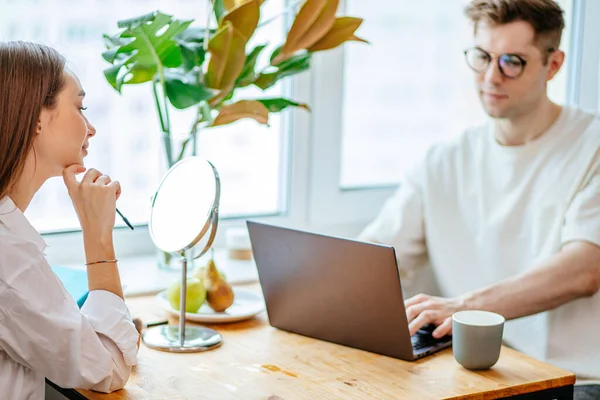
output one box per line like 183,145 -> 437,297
204,258 -> 234,312
193,265 -> 226,281
167,277 -> 206,313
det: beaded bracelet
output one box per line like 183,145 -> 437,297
85,259 -> 118,266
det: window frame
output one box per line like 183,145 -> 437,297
44,0 -> 594,265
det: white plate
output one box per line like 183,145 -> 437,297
156,288 -> 266,323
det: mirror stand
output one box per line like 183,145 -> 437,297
143,249 -> 223,353
143,157 -> 223,353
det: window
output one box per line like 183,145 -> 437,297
340,0 -> 573,189
1,0 -> 288,233
5,0 -> 596,264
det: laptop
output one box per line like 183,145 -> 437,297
246,221 -> 452,361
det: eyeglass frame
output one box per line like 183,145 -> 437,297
463,46 -> 556,79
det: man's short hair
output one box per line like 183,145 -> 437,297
465,0 -> 565,51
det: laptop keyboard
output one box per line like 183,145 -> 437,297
411,324 -> 448,350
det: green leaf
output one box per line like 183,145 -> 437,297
178,42 -> 206,71
236,44 -> 267,87
103,62 -> 125,91
276,52 -> 311,70
213,0 -> 228,21
103,58 -> 158,92
175,28 -> 213,72
102,11 -> 192,91
269,45 -> 283,65
125,64 -> 158,85
117,11 -> 158,29
254,53 -> 311,90
164,70 -> 217,109
103,33 -> 132,50
256,98 -> 310,112
176,27 -> 214,42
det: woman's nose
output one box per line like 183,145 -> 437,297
86,119 -> 97,137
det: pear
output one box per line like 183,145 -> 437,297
204,258 -> 234,312
167,277 -> 206,313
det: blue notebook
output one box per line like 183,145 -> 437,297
51,266 -> 89,308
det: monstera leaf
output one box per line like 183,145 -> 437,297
103,11 -> 216,113
102,5 -> 367,165
102,11 -> 190,91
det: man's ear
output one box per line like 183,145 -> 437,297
547,50 -> 565,81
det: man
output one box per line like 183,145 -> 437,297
359,0 -> 600,397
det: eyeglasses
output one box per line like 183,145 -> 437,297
464,47 -> 537,79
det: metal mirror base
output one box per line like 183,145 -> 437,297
143,325 -> 223,353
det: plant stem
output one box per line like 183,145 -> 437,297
204,0 -> 212,52
143,30 -> 173,166
164,132 -> 174,167
158,65 -> 171,138
177,108 -> 202,162
200,0 -> 212,85
189,106 -> 203,136
154,78 -> 173,166
200,101 -> 214,125
152,79 -> 167,133
176,136 -> 192,163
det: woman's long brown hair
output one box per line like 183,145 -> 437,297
0,41 -> 66,200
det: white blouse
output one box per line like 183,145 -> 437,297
0,196 -> 139,399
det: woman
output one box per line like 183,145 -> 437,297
0,41 -> 139,398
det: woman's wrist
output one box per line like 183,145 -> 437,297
83,235 -> 116,264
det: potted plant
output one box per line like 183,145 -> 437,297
101,0 -> 367,268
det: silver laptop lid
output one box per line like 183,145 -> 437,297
247,221 -> 416,360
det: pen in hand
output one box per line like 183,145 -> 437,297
116,208 -> 134,230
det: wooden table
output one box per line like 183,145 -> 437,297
54,288 -> 576,400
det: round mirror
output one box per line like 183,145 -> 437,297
144,156 -> 223,353
149,156 -> 220,258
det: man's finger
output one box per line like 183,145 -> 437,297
82,168 -> 102,184
432,317 -> 452,339
405,302 -> 431,324
62,164 -> 86,189
404,293 -> 430,309
408,311 -> 436,337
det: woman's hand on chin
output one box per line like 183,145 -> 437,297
62,164 -> 121,242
